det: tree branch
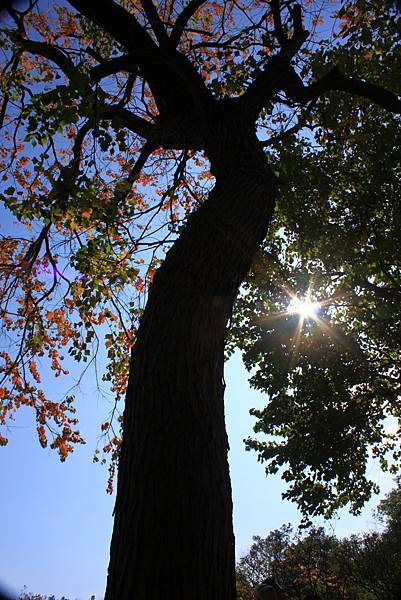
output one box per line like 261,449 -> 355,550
118,72 -> 138,107
9,33 -> 168,148
98,105 -> 156,141
139,0 -> 170,47
289,3 -> 303,38
170,0 -> 207,48
0,54 -> 20,129
271,0 -> 287,47
17,38 -> 78,80
283,67 -> 401,114
90,55 -> 135,83
67,0 -> 210,117
240,4 -> 309,118
106,140 -> 156,216
67,0 -> 159,63
98,106 -> 202,149
12,28 -> 196,149
259,101 -> 317,146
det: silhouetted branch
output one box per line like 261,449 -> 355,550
170,0 -> 207,47
284,66 -> 401,114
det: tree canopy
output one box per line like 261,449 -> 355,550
237,480 -> 401,600
228,3 -> 401,519
0,0 -> 401,556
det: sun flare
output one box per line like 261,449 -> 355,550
288,298 -> 320,318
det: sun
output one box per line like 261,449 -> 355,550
288,297 -> 319,318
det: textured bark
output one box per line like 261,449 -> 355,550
105,124 -> 278,599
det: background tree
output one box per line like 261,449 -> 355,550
237,482 -> 401,600
0,1 -> 400,598
342,479 -> 401,600
237,526 -> 359,600
236,573 -> 255,600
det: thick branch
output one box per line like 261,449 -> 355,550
99,105 -> 156,140
99,106 -> 201,149
289,4 -> 303,38
68,0 -> 158,59
10,33 -> 168,146
21,223 -> 51,270
284,67 -> 401,114
0,54 -> 20,128
71,120 -> 92,164
241,12 -> 308,118
56,121 -> 92,197
170,0 -> 207,47
68,0 -> 210,118
139,0 -> 170,47
240,47 -> 304,119
118,72 -> 138,107
13,29 -> 196,149
106,141 -> 156,215
271,0 -> 287,46
17,38 -> 78,80
90,55 -> 135,83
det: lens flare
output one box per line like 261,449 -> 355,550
288,298 -> 319,318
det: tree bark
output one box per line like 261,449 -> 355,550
105,124 -> 278,599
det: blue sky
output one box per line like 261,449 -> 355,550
0,350 -> 394,600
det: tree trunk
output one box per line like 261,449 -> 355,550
105,124 -> 278,599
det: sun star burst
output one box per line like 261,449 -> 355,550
288,298 -> 320,319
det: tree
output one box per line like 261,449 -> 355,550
236,483 -> 401,600
342,479 -> 401,600
0,1 -> 400,598
236,484 -> 401,600
237,526 -> 361,600
236,573 -> 255,600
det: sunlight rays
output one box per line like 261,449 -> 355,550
288,297 -> 320,318
257,278 -> 355,360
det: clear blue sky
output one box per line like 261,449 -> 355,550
0,350 -> 394,600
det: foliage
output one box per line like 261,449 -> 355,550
229,1 -> 401,519
0,0 -> 212,483
237,481 -> 401,599
237,525 -> 359,600
341,478 -> 401,600
236,573 -> 254,600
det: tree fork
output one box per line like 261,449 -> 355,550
105,130 -> 278,599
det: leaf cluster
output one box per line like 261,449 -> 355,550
230,1 -> 401,519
